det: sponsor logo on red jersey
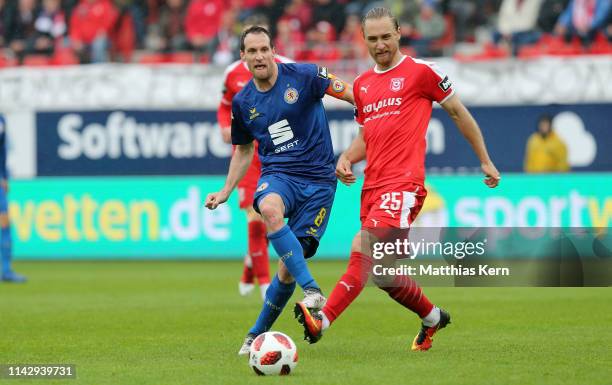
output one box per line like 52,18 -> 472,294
438,76 -> 452,92
362,98 -> 403,113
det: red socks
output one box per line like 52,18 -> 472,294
248,220 -> 270,285
240,258 -> 254,284
379,274 -> 433,318
322,251 -> 434,325
322,251 -> 372,323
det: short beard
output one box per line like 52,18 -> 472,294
253,71 -> 271,81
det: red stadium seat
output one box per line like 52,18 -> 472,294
538,33 -> 561,46
22,55 -> 52,66
169,51 -> 194,63
587,32 -> 612,55
453,43 -> 510,62
517,44 -> 545,59
548,42 -> 584,56
138,53 -> 168,64
587,41 -> 612,55
0,54 -> 18,68
51,48 -> 80,66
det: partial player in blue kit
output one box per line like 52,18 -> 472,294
0,115 -> 26,283
205,25 -> 354,354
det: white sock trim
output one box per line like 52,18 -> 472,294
421,306 -> 440,327
259,283 -> 270,301
321,311 -> 330,331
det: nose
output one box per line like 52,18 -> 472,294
375,40 -> 385,50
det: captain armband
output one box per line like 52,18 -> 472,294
325,73 -> 348,98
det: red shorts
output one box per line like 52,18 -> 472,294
237,152 -> 262,209
360,182 -> 427,230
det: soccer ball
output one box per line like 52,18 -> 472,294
248,331 -> 298,375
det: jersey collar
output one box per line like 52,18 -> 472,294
374,55 -> 407,74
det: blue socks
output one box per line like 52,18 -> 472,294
1,227 -> 11,274
268,225 -> 319,290
249,274 -> 296,335
248,225 -> 320,335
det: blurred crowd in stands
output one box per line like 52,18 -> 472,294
0,0 -> 610,66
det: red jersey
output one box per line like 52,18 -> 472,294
354,56 -> 454,190
185,0 -> 224,41
69,0 -> 118,44
218,60 -> 252,128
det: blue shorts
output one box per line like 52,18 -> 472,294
253,174 -> 336,244
0,188 -> 7,213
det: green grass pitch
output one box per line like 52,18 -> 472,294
1,261 -> 610,385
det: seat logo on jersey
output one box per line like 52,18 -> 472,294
268,119 -> 294,145
390,77 -> 405,92
438,76 -> 452,92
284,87 -> 299,104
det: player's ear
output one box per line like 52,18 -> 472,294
240,50 -> 245,60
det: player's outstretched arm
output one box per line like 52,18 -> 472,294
205,142 -> 255,209
325,74 -> 355,105
336,127 -> 366,186
441,95 -> 501,188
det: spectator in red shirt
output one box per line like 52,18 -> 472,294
69,0 -> 119,63
311,0 -> 346,39
185,0 -> 224,60
300,20 -> 341,62
339,13 -> 368,59
274,17 -> 305,58
282,0 -> 312,31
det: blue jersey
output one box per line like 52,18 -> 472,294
231,63 -> 335,186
